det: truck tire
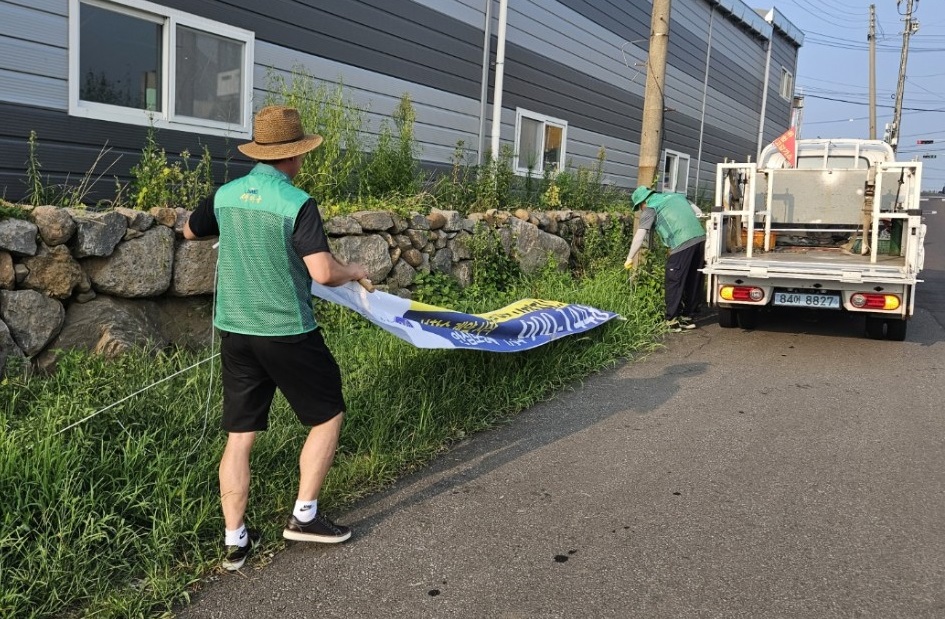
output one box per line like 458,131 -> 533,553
885,318 -> 907,341
718,307 -> 738,328
865,316 -> 885,339
737,307 -> 758,330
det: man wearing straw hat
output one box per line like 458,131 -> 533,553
624,185 -> 706,333
184,105 -> 369,571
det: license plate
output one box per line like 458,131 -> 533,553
773,292 -> 840,309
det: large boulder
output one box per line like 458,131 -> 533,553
0,289 -> 65,356
84,226 -> 175,297
21,243 -> 87,299
70,210 -> 127,258
171,239 -> 217,296
0,218 -> 38,256
31,205 -> 76,246
329,234 -> 393,283
508,218 -> 570,274
0,319 -> 26,377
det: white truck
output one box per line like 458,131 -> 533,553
703,138 -> 926,340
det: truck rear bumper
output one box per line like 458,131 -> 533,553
705,272 -> 915,318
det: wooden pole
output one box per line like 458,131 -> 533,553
633,0 -> 672,266
637,0 -> 672,189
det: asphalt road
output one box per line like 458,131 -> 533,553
177,198 -> 945,619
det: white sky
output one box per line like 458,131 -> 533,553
774,0 -> 945,190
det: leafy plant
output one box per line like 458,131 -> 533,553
129,124 -> 214,210
470,145 -> 516,213
410,270 -> 462,307
432,141 -> 478,211
359,93 -> 422,198
267,67 -> 365,204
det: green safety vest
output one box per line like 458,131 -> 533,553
648,193 -> 705,251
213,163 -> 316,336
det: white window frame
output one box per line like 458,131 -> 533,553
68,0 -> 254,137
661,149 -> 690,194
513,108 -> 568,176
779,67 -> 794,101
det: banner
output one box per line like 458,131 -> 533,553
772,127 -> 797,167
311,281 -> 620,352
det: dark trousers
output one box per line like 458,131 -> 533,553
664,241 -> 705,320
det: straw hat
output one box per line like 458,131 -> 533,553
631,185 -> 656,210
237,106 -> 323,160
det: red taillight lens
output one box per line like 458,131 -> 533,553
719,286 -> 764,302
850,293 -> 901,310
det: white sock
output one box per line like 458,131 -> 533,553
225,524 -> 248,547
293,500 -> 318,522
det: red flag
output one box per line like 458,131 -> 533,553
772,127 -> 797,167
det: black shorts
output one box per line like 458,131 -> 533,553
220,329 -> 345,432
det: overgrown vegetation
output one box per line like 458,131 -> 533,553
17,69 -> 628,216
24,130 -> 120,209
0,231 -> 672,617
129,125 -> 214,211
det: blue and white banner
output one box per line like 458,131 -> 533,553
311,281 -> 620,352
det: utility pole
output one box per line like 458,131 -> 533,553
868,4 -> 876,140
633,0 -> 671,267
890,0 -> 918,153
637,0 -> 672,190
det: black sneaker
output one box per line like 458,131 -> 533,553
665,318 -> 696,332
283,512 -> 352,543
222,528 -> 260,571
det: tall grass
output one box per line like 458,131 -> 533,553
0,233 -> 669,618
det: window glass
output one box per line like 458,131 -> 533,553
543,125 -> 562,171
175,26 -> 244,124
662,150 -> 690,194
514,109 -> 567,175
79,3 -> 162,111
518,117 -> 542,170
779,68 -> 794,100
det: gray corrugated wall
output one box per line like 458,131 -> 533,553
0,0 -> 794,202
765,30 -> 800,142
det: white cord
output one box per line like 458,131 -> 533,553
54,240 -> 222,441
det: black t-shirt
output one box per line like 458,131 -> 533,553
188,190 -> 330,257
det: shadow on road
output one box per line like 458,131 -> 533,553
335,361 -> 709,539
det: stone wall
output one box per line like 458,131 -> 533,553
0,205 -> 632,376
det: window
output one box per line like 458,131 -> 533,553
661,149 -> 690,194
779,67 -> 794,101
69,0 -> 254,136
514,109 -> 567,175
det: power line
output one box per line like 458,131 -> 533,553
802,93 -> 945,112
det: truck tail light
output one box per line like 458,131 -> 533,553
720,285 -> 765,302
850,292 -> 901,310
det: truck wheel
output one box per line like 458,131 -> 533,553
738,308 -> 758,330
718,307 -> 738,328
885,318 -> 907,341
865,316 -> 885,339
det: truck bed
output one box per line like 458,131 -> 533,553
706,246 -> 913,284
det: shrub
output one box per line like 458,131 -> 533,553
359,93 -> 422,198
128,125 -> 214,210
267,67 -> 365,204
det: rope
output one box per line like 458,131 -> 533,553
52,352 -> 219,437
53,242 -> 222,440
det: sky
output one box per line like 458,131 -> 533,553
772,0 -> 945,191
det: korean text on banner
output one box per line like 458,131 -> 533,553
311,281 -> 620,352
772,127 -> 797,167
